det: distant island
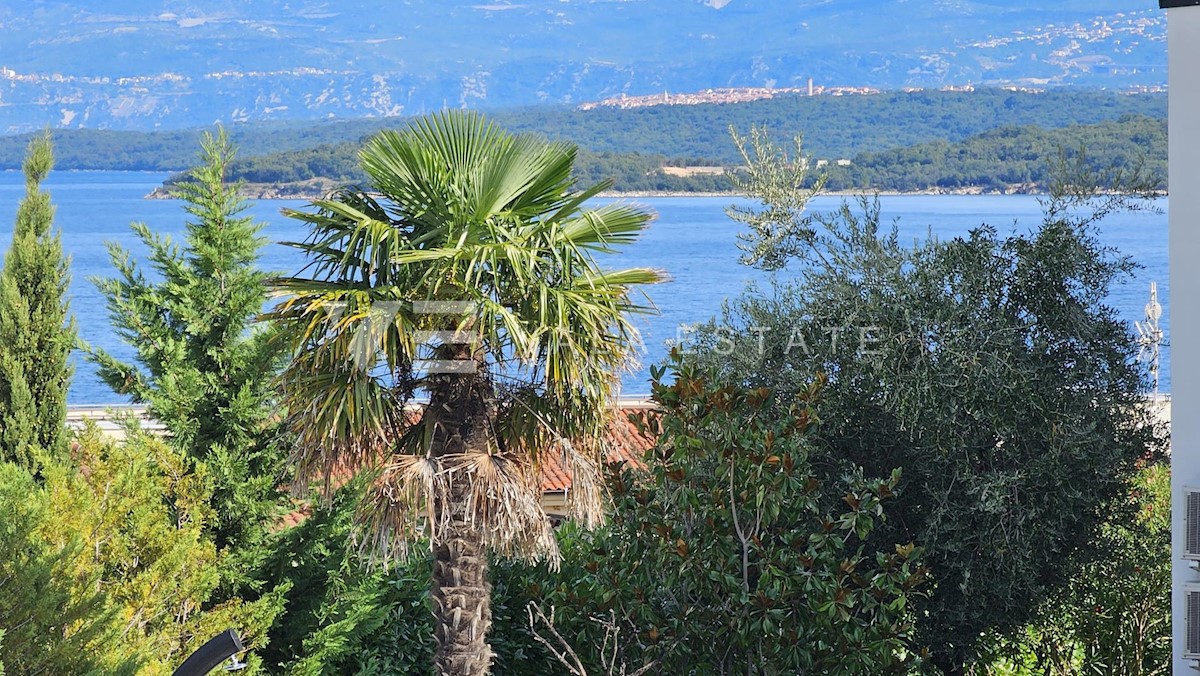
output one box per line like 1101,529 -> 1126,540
0,88 -> 1166,196
150,112 -> 1168,199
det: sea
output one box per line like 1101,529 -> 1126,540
0,171 -> 1172,405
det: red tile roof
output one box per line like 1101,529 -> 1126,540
539,401 -> 657,492
277,400 -> 660,529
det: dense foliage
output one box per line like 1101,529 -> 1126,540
255,484 -> 435,675
0,423 -> 287,675
688,133 -> 1168,673
213,144 -> 734,194
985,464 -> 1170,674
0,461 -> 135,675
254,484 -> 565,675
532,354 -> 926,675
513,89 -> 1164,164
823,115 -> 1166,192
0,132 -> 74,472
0,118 -> 376,172
254,354 -> 931,676
52,424 -> 285,673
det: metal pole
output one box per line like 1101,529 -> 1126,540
172,629 -> 244,676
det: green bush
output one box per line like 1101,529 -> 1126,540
980,463 -> 1170,675
535,354 -> 925,675
0,462 -> 133,675
256,484 -> 562,675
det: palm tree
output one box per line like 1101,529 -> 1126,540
268,110 -> 662,675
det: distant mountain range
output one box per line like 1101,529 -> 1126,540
0,1 -> 1166,133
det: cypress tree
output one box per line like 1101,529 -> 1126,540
86,128 -> 284,554
0,132 -> 74,472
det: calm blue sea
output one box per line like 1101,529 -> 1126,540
0,171 -> 1171,404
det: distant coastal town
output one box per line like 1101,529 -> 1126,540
576,81 -> 1162,111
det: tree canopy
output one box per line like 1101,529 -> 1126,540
85,128 -> 287,555
687,131 -> 1167,673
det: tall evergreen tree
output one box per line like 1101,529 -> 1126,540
0,132 -> 74,472
86,128 -> 285,554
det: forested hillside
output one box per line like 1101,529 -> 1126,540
505,89 -> 1165,164
199,114 -> 1165,195
0,89 -> 1166,172
823,115 -> 1167,192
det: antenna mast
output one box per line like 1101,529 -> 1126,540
1135,281 -> 1164,400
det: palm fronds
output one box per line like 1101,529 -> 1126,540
271,109 -> 662,562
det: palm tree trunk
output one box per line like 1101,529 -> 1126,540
432,504 -> 493,675
428,344 -> 495,675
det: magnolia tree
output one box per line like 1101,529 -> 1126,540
531,352 -> 926,675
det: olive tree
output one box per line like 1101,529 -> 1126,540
690,134 -> 1167,674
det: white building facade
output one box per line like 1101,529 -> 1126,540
1165,0 -> 1200,671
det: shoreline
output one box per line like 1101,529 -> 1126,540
146,180 -> 1169,201
147,184 -> 1100,201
